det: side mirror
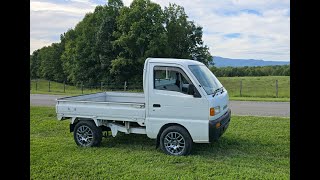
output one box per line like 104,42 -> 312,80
188,84 -> 201,98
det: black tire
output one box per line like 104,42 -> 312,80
73,120 -> 102,147
160,126 -> 192,156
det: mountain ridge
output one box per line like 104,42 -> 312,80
210,56 -> 290,67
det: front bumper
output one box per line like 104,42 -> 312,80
209,109 -> 231,142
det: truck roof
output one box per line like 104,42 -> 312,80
146,58 -> 205,66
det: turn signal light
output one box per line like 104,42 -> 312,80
210,108 -> 215,116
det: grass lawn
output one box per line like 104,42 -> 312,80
31,106 -> 290,179
30,77 -> 290,101
229,96 -> 290,102
30,79 -> 103,95
218,76 -> 290,99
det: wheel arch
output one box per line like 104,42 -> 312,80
156,123 -> 193,149
70,117 -> 98,132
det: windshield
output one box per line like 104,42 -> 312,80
188,65 -> 223,95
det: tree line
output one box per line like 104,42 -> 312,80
209,65 -> 290,77
30,0 -> 212,85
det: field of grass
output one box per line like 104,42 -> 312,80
31,106 -> 290,179
218,76 -> 290,99
229,96 -> 290,102
30,76 -> 290,101
30,79 -> 103,95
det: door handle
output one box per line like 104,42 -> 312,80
153,104 -> 161,107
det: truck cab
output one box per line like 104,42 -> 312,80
143,58 -> 230,144
56,58 -> 231,156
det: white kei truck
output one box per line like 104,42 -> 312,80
56,58 -> 231,156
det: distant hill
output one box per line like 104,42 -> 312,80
210,56 -> 290,67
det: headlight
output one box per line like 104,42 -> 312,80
214,106 -> 221,114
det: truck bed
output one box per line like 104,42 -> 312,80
56,92 -> 146,124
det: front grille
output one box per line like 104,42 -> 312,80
223,104 -> 228,110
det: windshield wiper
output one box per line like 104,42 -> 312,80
212,87 -> 224,97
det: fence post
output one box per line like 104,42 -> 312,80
81,81 -> 84,94
101,82 -> 103,91
30,79 -> 31,91
36,80 -> 38,91
240,80 -> 242,97
275,80 -> 278,98
63,81 -> 66,93
124,81 -> 127,91
48,81 -> 51,92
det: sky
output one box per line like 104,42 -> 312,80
30,0 -> 290,61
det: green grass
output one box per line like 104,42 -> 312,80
31,76 -> 290,101
218,76 -> 290,99
30,79 -> 142,95
229,97 -> 290,102
30,79 -> 103,95
31,106 -> 290,179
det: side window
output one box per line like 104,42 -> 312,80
154,66 -> 193,94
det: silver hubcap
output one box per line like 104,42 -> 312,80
76,125 -> 93,146
164,132 -> 185,155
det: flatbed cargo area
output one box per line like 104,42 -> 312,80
57,92 -> 145,104
56,92 -> 146,123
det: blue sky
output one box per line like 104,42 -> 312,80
30,0 -> 290,61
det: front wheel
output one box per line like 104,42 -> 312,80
160,126 -> 192,156
73,121 -> 102,147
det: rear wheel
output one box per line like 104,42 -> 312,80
160,126 -> 192,156
73,121 -> 102,147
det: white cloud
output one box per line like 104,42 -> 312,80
31,1 -> 95,14
30,38 -> 57,52
30,0 -> 98,53
148,0 -> 290,61
122,0 -> 133,6
30,0 -> 290,61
